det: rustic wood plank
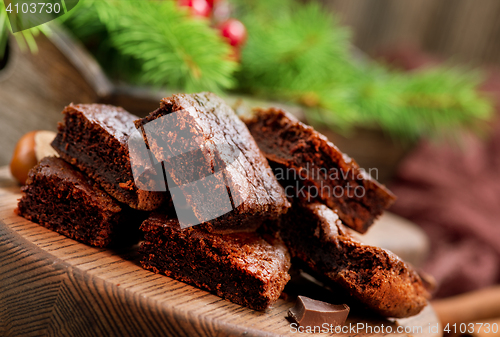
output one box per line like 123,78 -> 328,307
0,167 -> 440,337
325,0 -> 500,65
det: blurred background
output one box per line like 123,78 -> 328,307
1,0 -> 499,333
325,0 -> 500,66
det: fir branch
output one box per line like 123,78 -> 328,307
332,64 -> 492,142
57,0 -> 493,142
232,0 -> 493,142
63,0 -> 238,93
235,0 -> 353,97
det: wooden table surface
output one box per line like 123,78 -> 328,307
0,167 -> 441,337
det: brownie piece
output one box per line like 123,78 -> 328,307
51,103 -> 164,211
276,202 -> 430,318
16,157 -> 139,247
243,107 -> 396,233
134,92 -> 290,233
139,212 -> 291,311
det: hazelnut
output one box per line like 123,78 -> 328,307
10,130 -> 59,185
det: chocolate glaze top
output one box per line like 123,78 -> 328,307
136,93 -> 288,208
243,107 -> 396,233
245,107 -> 396,201
68,104 -> 138,144
135,92 -> 290,231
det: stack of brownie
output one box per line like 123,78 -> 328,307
17,92 -> 430,317
243,107 -> 430,317
17,104 -> 163,247
134,93 -> 293,310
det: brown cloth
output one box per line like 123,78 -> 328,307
383,48 -> 500,298
390,128 -> 500,298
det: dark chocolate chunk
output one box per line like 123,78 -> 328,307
51,103 -> 165,211
134,92 -> 290,233
243,107 -> 396,233
288,296 -> 349,327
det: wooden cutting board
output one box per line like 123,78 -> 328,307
0,167 -> 441,337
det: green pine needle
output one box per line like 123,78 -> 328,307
0,0 -> 48,57
62,0 -> 238,93
235,0 -> 353,98
232,0 -> 493,142
0,1 -> 8,58
1,0 -> 491,142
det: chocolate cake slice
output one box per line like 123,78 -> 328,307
139,212 -> 291,311
276,202 -> 429,318
16,157 -> 140,247
243,107 -> 396,233
51,103 -> 164,211
134,92 -> 290,233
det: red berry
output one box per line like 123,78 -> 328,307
219,19 -> 247,47
178,0 -> 211,18
206,0 -> 219,8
